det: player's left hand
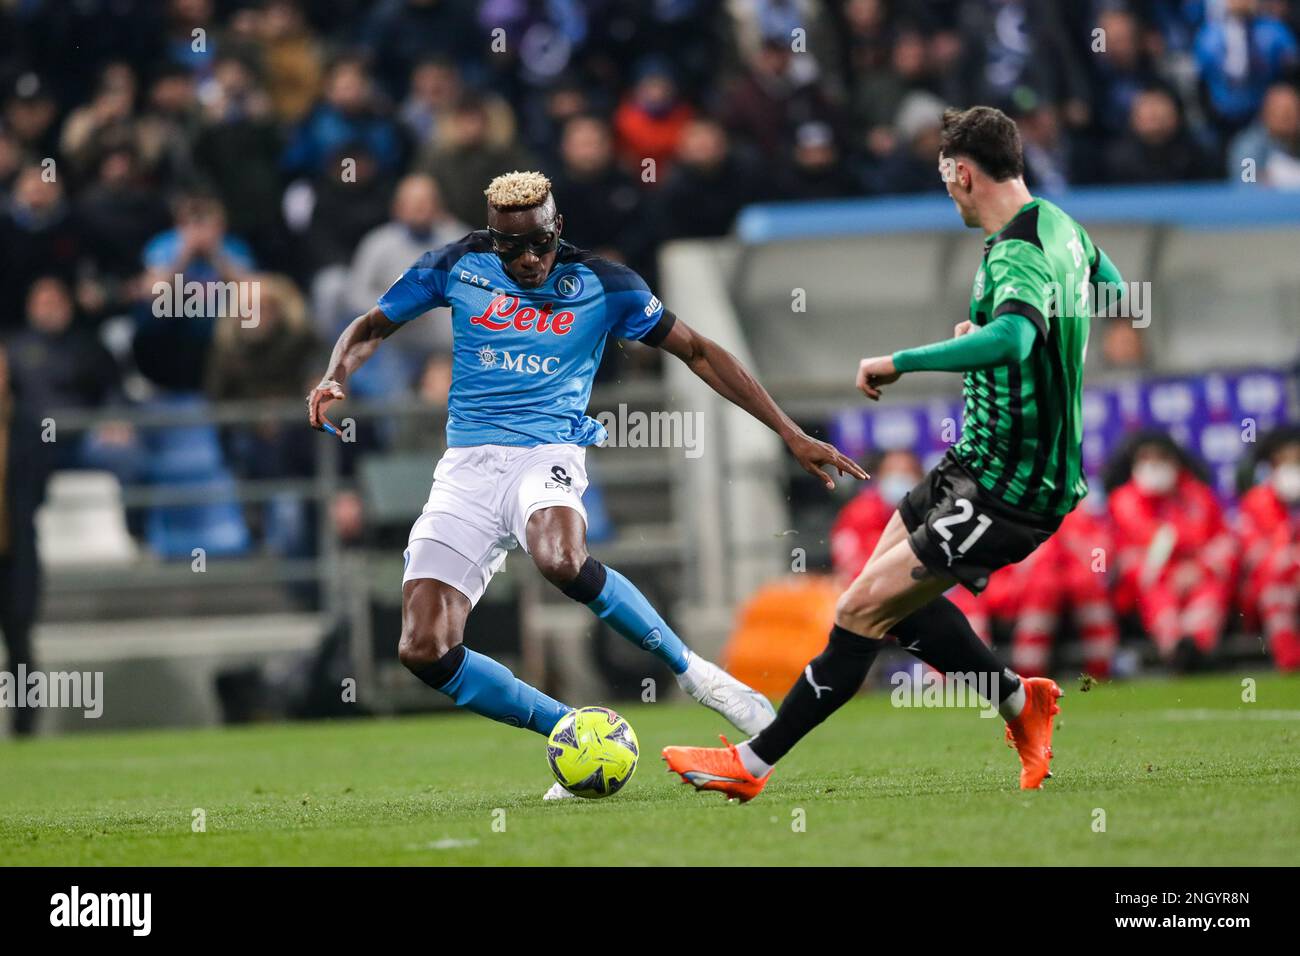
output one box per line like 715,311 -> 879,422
787,433 -> 868,490
307,378 -> 346,435
856,355 -> 900,401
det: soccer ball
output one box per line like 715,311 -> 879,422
546,706 -> 639,798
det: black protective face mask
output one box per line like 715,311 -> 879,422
489,225 -> 559,262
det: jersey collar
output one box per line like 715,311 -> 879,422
983,198 -> 1041,248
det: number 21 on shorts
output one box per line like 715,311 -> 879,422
933,498 -> 992,566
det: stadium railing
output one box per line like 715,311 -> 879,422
26,381 -> 694,729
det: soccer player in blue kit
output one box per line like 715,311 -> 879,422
306,171 -> 865,798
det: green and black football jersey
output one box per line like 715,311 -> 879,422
954,198 -> 1102,517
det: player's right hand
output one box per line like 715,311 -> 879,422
786,432 -> 868,491
307,378 -> 345,431
856,355 -> 899,401
954,320 -> 975,338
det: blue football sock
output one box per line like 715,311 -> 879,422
439,648 -> 571,735
589,566 -> 691,675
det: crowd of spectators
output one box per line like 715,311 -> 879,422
1,0 -> 1298,405
0,0 -> 1296,555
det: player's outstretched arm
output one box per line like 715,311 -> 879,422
306,306 -> 400,431
657,316 -> 867,490
856,313 -> 1037,401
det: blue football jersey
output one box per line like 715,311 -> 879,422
377,231 -> 672,447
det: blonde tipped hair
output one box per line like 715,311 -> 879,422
484,170 -> 553,210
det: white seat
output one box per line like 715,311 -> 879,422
36,470 -> 138,567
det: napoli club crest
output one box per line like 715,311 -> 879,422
555,273 -> 584,299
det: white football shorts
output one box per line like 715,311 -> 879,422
402,443 -> 589,605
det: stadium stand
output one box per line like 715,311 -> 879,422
2,0 -> 1299,732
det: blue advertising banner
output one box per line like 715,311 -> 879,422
829,369 -> 1294,502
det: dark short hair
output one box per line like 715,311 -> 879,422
939,106 -> 1024,181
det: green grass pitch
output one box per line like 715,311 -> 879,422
2,673 -> 1298,866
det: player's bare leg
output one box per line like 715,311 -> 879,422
397,576 -> 572,734
815,522 -> 1063,790
664,512 -> 1062,799
665,529 -> 948,800
862,508 -> 911,565
528,506 -> 774,736
398,577 -> 472,671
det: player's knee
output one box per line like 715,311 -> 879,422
835,585 -> 891,638
532,539 -> 589,590
398,622 -> 461,672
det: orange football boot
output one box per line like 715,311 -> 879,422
1004,676 -> 1063,789
662,735 -> 772,802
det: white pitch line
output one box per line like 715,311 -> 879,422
407,838 -> 480,851
1158,708 -> 1300,721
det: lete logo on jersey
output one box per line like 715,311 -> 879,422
470,294 -> 576,335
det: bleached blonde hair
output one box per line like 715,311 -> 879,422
484,170 -> 553,211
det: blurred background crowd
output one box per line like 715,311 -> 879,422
1,0 -> 1299,737
3,0 -> 1300,408
3,0 -> 1300,405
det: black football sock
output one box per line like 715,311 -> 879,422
559,556 -> 606,603
889,596 -> 1021,709
746,625 -> 885,767
406,643 -> 466,690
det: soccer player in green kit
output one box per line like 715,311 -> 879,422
664,105 -> 1126,799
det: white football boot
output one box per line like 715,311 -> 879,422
542,782 -> 576,800
675,651 -> 776,736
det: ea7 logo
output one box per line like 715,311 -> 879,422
545,465 -> 575,492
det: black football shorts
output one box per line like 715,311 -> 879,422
898,450 -> 1062,595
